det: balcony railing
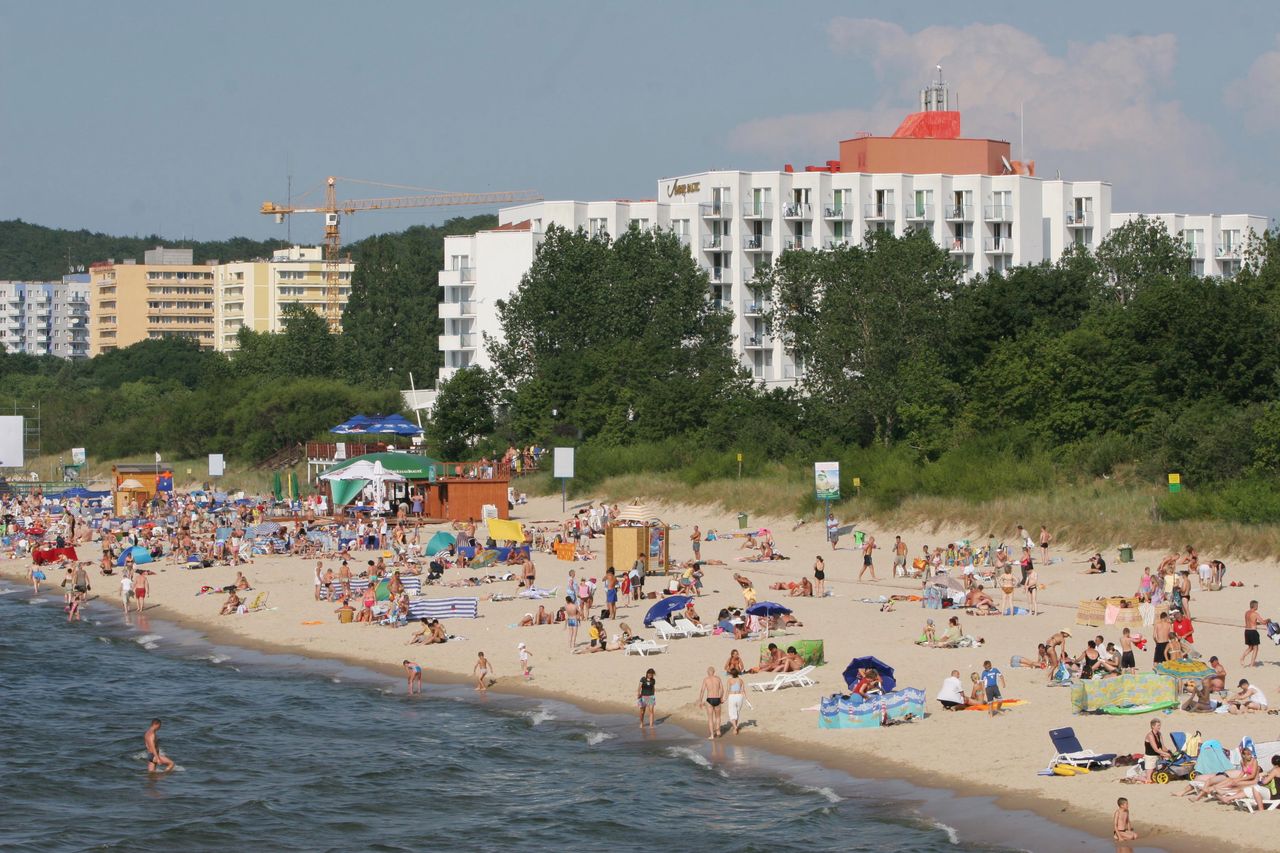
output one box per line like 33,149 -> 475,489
1216,243 -> 1242,259
742,202 -> 773,219
984,238 -> 1012,254
702,235 -> 730,251
1066,211 -> 1093,227
949,237 -> 973,253
827,237 -> 853,249
1185,241 -> 1205,259
745,335 -> 771,349
823,203 -> 852,219
904,204 -> 934,221
784,236 -> 808,250
945,204 -> 973,221
743,235 -> 772,252
743,302 -> 770,316
709,266 -> 728,282
712,297 -> 733,311
863,202 -> 895,220
984,204 -> 1013,221
700,201 -> 731,218
782,202 -> 812,219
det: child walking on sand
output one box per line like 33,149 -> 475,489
517,642 -> 532,679
473,652 -> 493,692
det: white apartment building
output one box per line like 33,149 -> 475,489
213,246 -> 353,352
425,83 -> 1267,395
0,274 -> 91,358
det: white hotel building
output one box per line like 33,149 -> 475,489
426,84 -> 1267,396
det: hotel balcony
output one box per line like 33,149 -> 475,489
784,236 -> 809,251
700,202 -> 732,219
904,204 -> 934,222
823,203 -> 852,220
704,234 -> 733,252
711,297 -> 733,311
1216,243 -> 1242,259
708,266 -> 728,283
985,238 -> 1013,255
782,202 -> 812,219
438,267 -> 475,286
949,237 -> 973,254
984,204 -> 1013,222
742,202 -> 773,219
438,333 -> 477,351
863,203 -> 895,220
743,235 -> 773,253
438,301 -> 476,320
743,301 -> 771,317
1185,242 -> 1205,259
1066,211 -> 1093,228
827,237 -> 854,249
945,204 -> 974,221
744,335 -> 772,349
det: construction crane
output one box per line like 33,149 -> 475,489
261,176 -> 541,329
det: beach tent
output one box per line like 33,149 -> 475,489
644,594 -> 692,627
116,545 -> 153,566
842,656 -> 898,693
818,689 -> 926,729
426,530 -> 456,555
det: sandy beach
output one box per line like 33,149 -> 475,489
13,493 -> 1278,852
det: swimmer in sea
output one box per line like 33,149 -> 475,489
402,660 -> 422,694
144,718 -> 175,773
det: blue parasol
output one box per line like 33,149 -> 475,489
745,601 -> 792,617
842,656 -> 897,693
644,595 -> 693,627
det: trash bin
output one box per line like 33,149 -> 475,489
1119,546 -> 1134,563
737,512 -> 748,529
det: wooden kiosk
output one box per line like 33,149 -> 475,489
605,502 -> 669,575
112,463 -> 174,516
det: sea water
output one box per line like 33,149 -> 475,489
0,586 -> 1156,852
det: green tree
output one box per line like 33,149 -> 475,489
428,367 -> 497,459
1095,216 -> 1191,304
489,225 -> 745,444
765,230 -> 959,445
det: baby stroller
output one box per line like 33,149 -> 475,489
1149,731 -> 1198,784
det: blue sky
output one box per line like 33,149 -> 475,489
2,1 -> 1277,244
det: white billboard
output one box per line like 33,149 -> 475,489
209,453 -> 225,477
0,417 -> 23,468
553,447 -> 575,479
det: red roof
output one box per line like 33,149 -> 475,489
491,219 -> 532,232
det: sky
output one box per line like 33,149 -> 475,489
2,1 -> 1278,245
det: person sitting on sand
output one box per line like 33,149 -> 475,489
965,585 -> 998,614
234,571 -> 251,591
752,643 -> 786,673
518,612 -> 536,627
334,597 -> 356,624
1227,679 -> 1268,714
916,619 -> 937,645
1181,680 -> 1216,713
408,618 -> 432,644
938,670 -> 968,710
932,616 -> 962,648
739,534 -> 757,550
726,648 -> 746,674
968,672 -> 984,705
781,646 -> 806,672
1207,656 -> 1227,693
219,590 -> 242,615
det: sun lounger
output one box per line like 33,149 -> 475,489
518,586 -> 558,600
652,619 -> 690,640
673,617 -> 711,636
750,665 -> 816,692
246,591 -> 269,612
623,639 -> 668,656
1048,727 -> 1117,768
1232,785 -> 1280,812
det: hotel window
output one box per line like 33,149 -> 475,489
589,218 -> 609,238
628,218 -> 650,231
671,219 -> 690,237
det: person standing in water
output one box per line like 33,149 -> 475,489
637,668 -> 656,729
725,669 -> 746,734
698,666 -> 724,739
402,660 -> 422,694
144,718 -> 175,773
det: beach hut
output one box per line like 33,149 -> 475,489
112,463 -> 174,516
606,502 -> 670,576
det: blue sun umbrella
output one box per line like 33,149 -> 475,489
842,656 -> 897,693
644,595 -> 693,627
745,601 -> 792,617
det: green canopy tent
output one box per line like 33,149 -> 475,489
320,452 -> 442,508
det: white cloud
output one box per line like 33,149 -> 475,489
728,19 -> 1244,213
1226,35 -> 1280,130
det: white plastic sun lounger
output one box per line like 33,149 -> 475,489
623,639 -> 668,656
673,617 -> 711,637
750,665 -> 816,692
652,619 -> 690,640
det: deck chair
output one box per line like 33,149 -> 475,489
750,666 -> 816,692
1233,785 -> 1280,812
673,617 -> 711,636
652,619 -> 689,640
623,639 -> 668,656
1048,727 -> 1117,768
246,591 -> 269,612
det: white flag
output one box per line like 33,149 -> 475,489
155,452 -> 162,463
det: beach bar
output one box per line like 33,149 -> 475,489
320,452 -> 511,522
112,462 -> 174,516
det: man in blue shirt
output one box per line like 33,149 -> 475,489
980,660 -> 1006,717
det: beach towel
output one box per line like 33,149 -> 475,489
1138,602 -> 1155,626
1104,604 -> 1120,625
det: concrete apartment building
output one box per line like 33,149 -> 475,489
89,247 -> 216,354
89,245 -> 353,355
0,274 -> 90,358
213,246 -> 353,352
428,80 -> 1267,392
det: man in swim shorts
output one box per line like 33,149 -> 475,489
698,666 -> 724,739
144,718 -> 175,773
564,596 -> 580,649
1242,600 -> 1266,668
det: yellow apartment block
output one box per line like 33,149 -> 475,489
214,246 -> 352,352
89,246 -> 353,355
89,247 -> 216,354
